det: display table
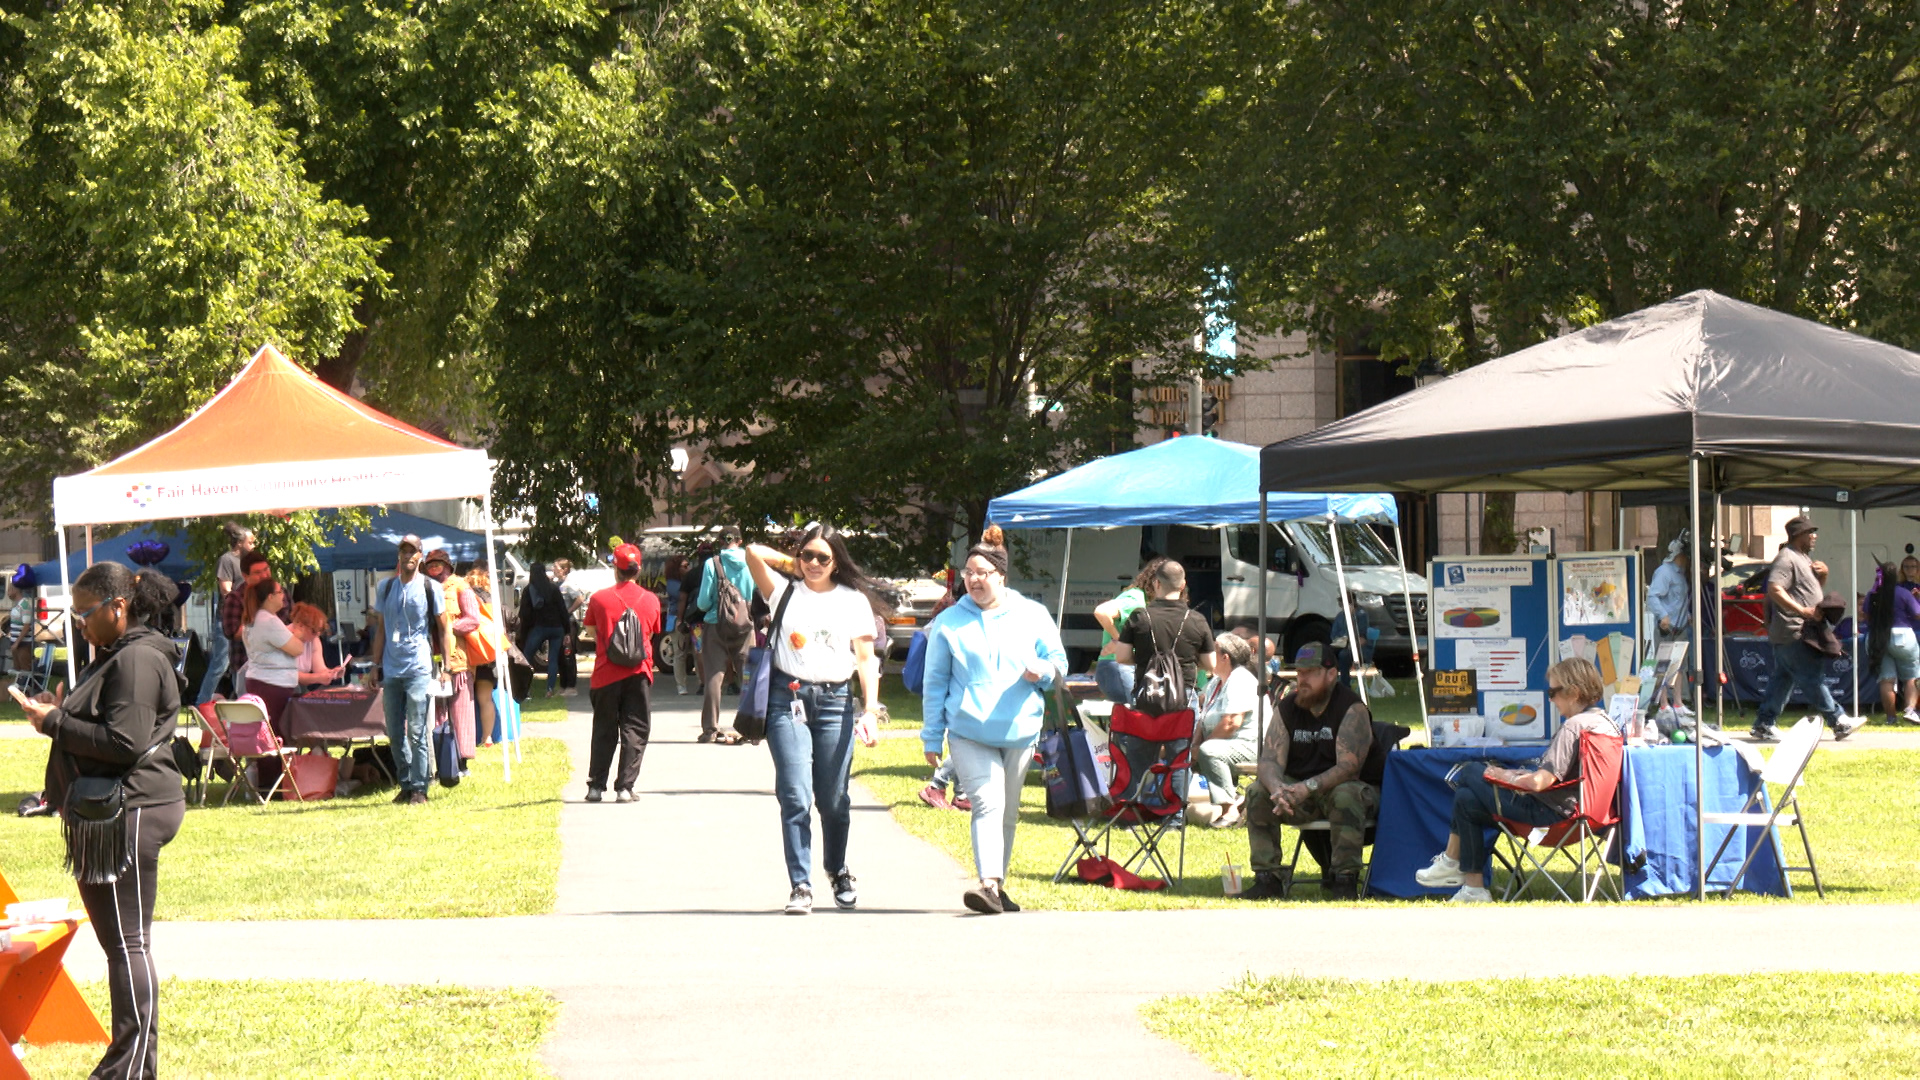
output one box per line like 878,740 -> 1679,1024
0,873 -> 108,1079
1622,743 -> 1788,898
1721,634 -> 1872,710
1369,744 -> 1545,898
283,688 -> 386,745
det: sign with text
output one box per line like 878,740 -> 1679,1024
1426,669 -> 1479,714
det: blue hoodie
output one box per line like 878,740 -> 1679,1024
921,591 -> 1067,752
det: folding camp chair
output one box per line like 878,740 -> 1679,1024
1073,704 -> 1193,887
188,702 -> 236,806
1276,721 -> 1409,898
214,698 -> 304,804
1490,730 -> 1624,902
1702,715 -> 1824,897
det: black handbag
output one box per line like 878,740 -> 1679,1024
62,740 -> 167,885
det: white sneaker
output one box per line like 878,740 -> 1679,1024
1414,853 -> 1463,888
1902,708 -> 1920,725
1449,885 -> 1493,904
784,884 -> 812,915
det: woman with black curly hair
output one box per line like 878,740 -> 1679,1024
16,563 -> 185,1080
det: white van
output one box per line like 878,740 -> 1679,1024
1002,520 -> 1428,669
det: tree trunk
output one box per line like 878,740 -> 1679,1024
1480,492 -> 1516,555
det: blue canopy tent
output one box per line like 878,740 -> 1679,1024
23,526 -> 195,587
985,434 -> 1424,726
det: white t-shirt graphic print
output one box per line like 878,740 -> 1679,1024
768,577 -> 876,684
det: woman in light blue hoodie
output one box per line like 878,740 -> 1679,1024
922,539 -> 1067,914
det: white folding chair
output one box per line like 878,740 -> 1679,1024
213,699 -> 304,804
1702,716 -> 1823,897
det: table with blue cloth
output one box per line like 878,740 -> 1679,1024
1622,743 -> 1788,898
1720,633 -> 1872,711
1369,744 -> 1544,898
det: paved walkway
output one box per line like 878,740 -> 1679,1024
48,692 -> 1920,1077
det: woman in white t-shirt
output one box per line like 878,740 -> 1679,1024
744,525 -> 889,916
1194,632 -> 1263,828
240,577 -> 313,729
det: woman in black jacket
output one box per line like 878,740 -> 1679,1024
19,564 -> 184,1080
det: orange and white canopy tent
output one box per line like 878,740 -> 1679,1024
53,344 -> 491,526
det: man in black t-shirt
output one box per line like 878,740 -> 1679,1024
1112,559 -> 1215,706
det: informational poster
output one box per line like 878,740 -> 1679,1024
1441,560 -> 1536,587
1453,638 -> 1527,689
1560,555 -> 1631,626
1426,669 -> 1479,714
1483,690 -> 1547,741
1433,585 -> 1514,639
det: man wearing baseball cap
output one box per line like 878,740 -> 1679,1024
1752,515 -> 1857,741
583,542 -> 663,802
1237,641 -> 1377,900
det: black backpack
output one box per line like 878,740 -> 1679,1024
1131,608 -> 1196,716
708,556 -> 754,651
604,592 -> 649,668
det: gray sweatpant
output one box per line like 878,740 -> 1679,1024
949,734 -> 1039,882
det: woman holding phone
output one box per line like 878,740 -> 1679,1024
16,564 -> 185,1080
742,525 -> 888,916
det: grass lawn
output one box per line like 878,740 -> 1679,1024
0,738 -> 567,920
23,979 -> 556,1079
1144,972 -> 1920,1078
857,675 -> 1920,907
519,692 -> 573,722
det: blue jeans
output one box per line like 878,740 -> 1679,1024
765,670 -> 856,888
1450,766 -> 1565,875
524,625 -> 569,692
1095,658 -> 1134,704
1756,640 -> 1843,730
197,630 -> 229,705
383,672 -> 434,793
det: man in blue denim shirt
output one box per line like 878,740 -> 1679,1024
368,534 -> 442,804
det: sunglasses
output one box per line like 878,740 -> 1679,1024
1548,684 -> 1567,696
797,551 -> 834,566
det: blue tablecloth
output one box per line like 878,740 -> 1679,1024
1369,744 -> 1544,898
1622,744 -> 1788,898
1721,634 -> 1872,711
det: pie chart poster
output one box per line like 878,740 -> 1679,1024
1429,556 -> 1552,736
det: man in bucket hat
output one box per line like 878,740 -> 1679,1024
1751,515 -> 1858,742
1237,641 -> 1377,901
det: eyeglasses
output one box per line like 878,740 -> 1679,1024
797,551 -> 834,566
962,568 -> 1000,580
72,597 -> 117,621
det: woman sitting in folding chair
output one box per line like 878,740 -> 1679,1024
1414,657 -> 1617,903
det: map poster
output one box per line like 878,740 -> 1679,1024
1561,555 -> 1631,627
1433,585 -> 1514,639
1452,638 -> 1528,689
1483,690 -> 1547,741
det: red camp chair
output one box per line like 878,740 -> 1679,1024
1489,730 -> 1623,902
1074,704 -> 1194,888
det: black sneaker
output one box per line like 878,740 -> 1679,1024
585,786 -> 605,803
996,885 -> 1020,912
1322,873 -> 1360,901
784,884 -> 812,915
1748,724 -> 1779,743
1235,869 -> 1292,900
830,868 -> 858,910
1831,716 -> 1859,740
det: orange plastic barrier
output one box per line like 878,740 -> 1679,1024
0,869 -> 108,1079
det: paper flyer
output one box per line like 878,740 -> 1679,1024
1452,637 -> 1527,689
1433,585 -> 1514,639
1561,555 -> 1630,626
1483,690 -> 1547,741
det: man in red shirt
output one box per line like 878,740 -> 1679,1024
585,542 -> 663,803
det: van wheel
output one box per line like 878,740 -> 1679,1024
1282,618 -> 1331,666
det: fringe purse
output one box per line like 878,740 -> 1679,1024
61,740 -> 166,885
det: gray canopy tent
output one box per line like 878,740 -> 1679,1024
1259,289 -> 1920,899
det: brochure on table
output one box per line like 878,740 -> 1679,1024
1429,556 -> 1552,742
1550,549 -> 1644,712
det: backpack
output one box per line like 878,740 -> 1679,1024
708,556 -> 754,651
1131,608 -> 1195,717
603,589 -> 649,669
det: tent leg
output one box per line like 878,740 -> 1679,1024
1329,515 -> 1367,708
482,493 -> 515,783
1714,490 -> 1725,731
1392,522 -> 1427,730
56,525 -> 74,688
1055,529 -> 1073,635
1256,494 -> 1268,749
1851,509 -> 1860,720
1690,456 -> 1705,901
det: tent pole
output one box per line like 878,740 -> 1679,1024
1690,456 -> 1705,901
84,525 -> 92,567
1256,493 -> 1268,750
1392,521 -> 1427,729
1714,489 -> 1725,732
56,524 -> 74,687
1055,528 -> 1073,634
1851,509 -> 1860,720
1329,515 -> 1368,708
482,492 -> 515,782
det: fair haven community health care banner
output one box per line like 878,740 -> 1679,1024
55,455 -> 491,526
1428,556 -> 1552,741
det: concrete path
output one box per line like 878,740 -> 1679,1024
47,691 -> 1920,1078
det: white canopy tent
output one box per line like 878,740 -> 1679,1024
51,344 -> 522,778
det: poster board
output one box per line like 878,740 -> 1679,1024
1429,555 -> 1553,742
1551,550 -> 1644,711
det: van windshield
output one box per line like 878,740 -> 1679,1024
1287,521 -> 1397,568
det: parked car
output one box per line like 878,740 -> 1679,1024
878,576 -> 949,658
